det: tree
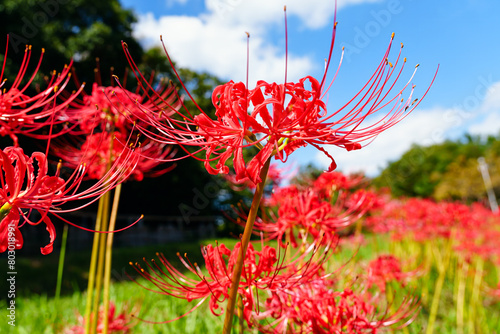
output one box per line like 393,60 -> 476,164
0,0 -> 143,87
373,134 -> 500,203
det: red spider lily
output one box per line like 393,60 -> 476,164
51,79 -> 179,180
233,183 -> 375,246
448,203 -> 500,261
129,240 -> 330,326
366,198 -> 456,242
365,254 -> 416,293
312,171 -> 365,198
0,143 -> 139,254
255,279 -> 419,334
63,80 -> 180,135
365,196 -> 500,264
0,35 -> 84,145
119,6 -> 437,185
66,302 -> 134,334
366,198 -> 495,245
52,131 -> 175,181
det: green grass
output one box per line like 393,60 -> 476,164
0,238 -> 236,333
2,235 -> 500,333
0,279 -> 223,333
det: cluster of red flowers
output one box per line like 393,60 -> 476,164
0,36 -> 85,146
366,197 -> 500,262
65,302 -> 133,334
130,238 -> 329,324
120,17 -> 435,187
112,3 -> 438,333
227,171 -> 379,247
257,280 -> 418,333
1,1 -> 440,332
129,168 -> 422,332
0,36 -> 170,254
50,80 -> 179,181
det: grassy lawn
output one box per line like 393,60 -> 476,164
2,235 -> 500,333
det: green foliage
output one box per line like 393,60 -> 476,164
0,0 -> 143,88
373,134 -> 500,201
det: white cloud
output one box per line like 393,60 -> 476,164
132,0 -> 384,86
315,80 -> 500,176
468,112 -> 500,136
133,12 -> 315,86
206,0 -> 382,30
316,107 -> 459,176
479,80 -> 500,112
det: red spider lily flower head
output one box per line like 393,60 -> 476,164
0,143 -> 140,255
0,35 -> 85,145
128,240 -> 330,326
120,4 -> 437,185
238,183 -> 375,247
78,82 -> 139,134
448,202 -> 500,261
365,254 -> 409,293
52,74 -> 179,180
257,280 -> 419,334
52,131 -> 175,181
66,302 -> 135,334
312,171 -> 365,198
65,80 -> 180,135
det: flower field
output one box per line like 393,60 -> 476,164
1,1 -> 499,333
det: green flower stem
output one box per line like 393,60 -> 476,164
102,183 -> 122,334
456,257 -> 468,334
84,195 -> 106,334
85,127 -> 116,334
421,243 -> 432,306
53,223 -> 69,332
426,239 -> 452,334
222,158 -> 271,334
55,224 -> 68,301
467,256 -> 484,334
90,191 -> 111,334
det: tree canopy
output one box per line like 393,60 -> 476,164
373,134 -> 500,204
0,0 -> 143,86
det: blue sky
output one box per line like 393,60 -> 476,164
119,0 -> 500,177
